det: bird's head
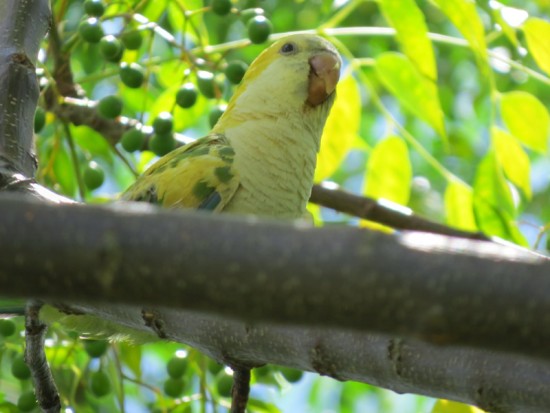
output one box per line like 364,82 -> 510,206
214,34 -> 341,131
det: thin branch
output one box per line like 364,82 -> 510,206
310,184 -> 491,241
230,369 -> 250,413
62,122 -> 85,201
25,301 -> 61,413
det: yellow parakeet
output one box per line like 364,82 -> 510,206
122,34 -> 341,219
38,34 -> 341,341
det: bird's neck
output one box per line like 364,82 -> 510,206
221,109 -> 327,218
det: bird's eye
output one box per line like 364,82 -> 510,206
280,42 -> 297,55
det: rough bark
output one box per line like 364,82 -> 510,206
71,303 -> 550,413
0,0 -> 49,178
0,195 -> 549,358
0,0 -> 71,204
0,195 -> 548,412
24,302 -> 61,413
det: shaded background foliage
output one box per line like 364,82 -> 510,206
1,0 -> 549,411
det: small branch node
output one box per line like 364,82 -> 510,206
387,338 -> 404,377
142,309 -> 167,339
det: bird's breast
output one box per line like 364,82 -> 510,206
223,117 -> 321,219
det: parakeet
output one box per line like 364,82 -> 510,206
8,34 -> 341,342
122,34 -> 341,219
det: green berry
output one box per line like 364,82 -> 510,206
247,15 -> 272,44
217,374 -> 233,398
100,35 -> 122,60
84,0 -> 105,17
207,358 -> 224,375
279,367 -> 304,383
79,18 -> 104,44
197,71 -> 217,99
97,95 -> 123,119
164,377 -> 184,398
225,61 -> 248,84
240,8 -> 264,23
11,355 -> 31,380
34,107 -> 46,133
153,112 -> 173,135
17,391 -> 37,412
121,30 -> 143,50
121,128 -> 145,152
176,83 -> 198,108
120,62 -> 145,88
209,105 -> 225,128
68,331 -> 80,340
211,0 -> 231,16
0,319 -> 16,337
149,134 -> 175,156
84,340 -> 109,358
83,161 -> 105,190
90,371 -> 111,397
167,356 -> 188,379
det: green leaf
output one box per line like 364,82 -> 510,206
379,0 -> 437,80
523,17 -> 550,76
141,0 -> 169,22
491,127 -> 532,200
119,86 -> 157,115
430,0 -> 487,65
500,91 -> 549,154
339,381 -> 374,413
167,2 -> 185,31
473,152 -> 527,245
246,398 -> 282,413
444,181 -> 477,232
363,135 -> 412,205
0,401 -> 18,413
474,151 -> 515,217
118,342 -> 142,379
53,143 -> 77,197
315,74 -> 360,181
157,60 -> 184,89
72,125 -> 113,163
375,52 -> 446,138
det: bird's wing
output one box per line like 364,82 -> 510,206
121,134 -> 239,212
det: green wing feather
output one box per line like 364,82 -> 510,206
122,134 -> 239,212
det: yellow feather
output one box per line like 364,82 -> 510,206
122,135 -> 238,212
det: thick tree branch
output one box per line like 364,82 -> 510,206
0,0 -> 50,178
0,194 -> 548,361
67,302 -> 550,413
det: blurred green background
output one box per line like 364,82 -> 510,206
1,0 -> 549,411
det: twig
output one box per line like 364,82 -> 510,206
310,184 -> 491,241
25,301 -> 61,413
230,368 -> 251,413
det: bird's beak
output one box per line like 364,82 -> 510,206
307,52 -> 341,107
